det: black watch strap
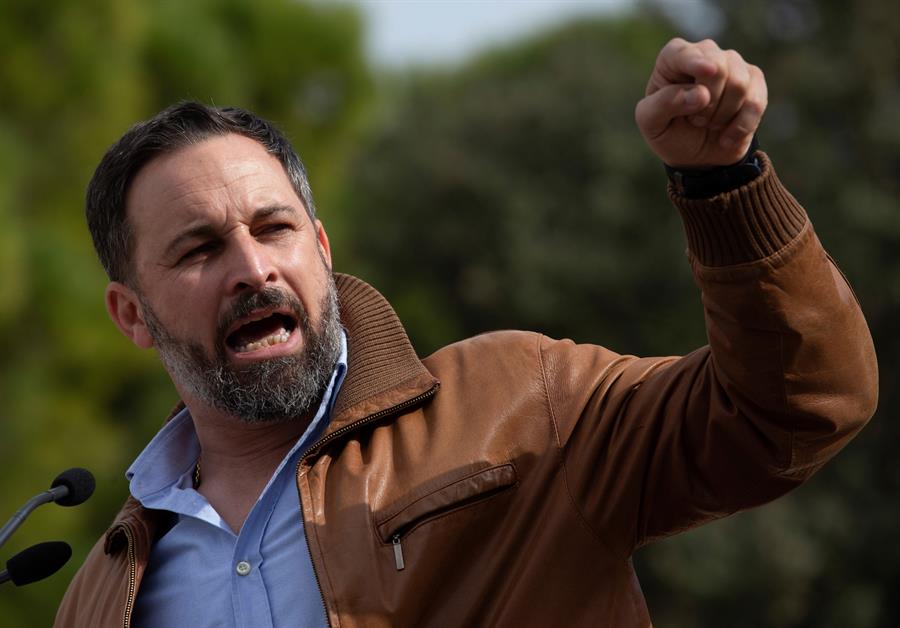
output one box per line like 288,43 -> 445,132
665,136 -> 762,199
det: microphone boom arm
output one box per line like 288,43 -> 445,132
0,488 -> 66,549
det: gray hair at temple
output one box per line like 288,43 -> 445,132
85,101 -> 317,285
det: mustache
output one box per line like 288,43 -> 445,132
216,287 -> 309,344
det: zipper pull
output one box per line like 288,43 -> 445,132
392,534 -> 405,571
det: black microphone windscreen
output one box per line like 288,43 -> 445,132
6,541 -> 72,586
50,468 -> 96,507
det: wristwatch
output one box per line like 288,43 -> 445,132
665,136 -> 762,199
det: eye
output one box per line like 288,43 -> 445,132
178,241 -> 219,264
259,223 -> 294,236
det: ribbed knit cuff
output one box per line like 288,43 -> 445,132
669,152 -> 808,267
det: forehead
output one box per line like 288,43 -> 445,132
125,133 -> 303,246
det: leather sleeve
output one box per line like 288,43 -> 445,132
538,154 -> 878,556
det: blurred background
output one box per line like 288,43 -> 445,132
0,0 -> 896,626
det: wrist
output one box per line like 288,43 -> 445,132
665,136 -> 762,199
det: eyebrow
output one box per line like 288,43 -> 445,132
163,204 -> 301,259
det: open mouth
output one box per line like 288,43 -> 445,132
225,312 -> 298,354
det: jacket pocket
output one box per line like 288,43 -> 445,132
375,463 -> 518,570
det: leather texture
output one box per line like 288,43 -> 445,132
55,157 -> 878,628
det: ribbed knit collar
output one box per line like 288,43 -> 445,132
327,273 -> 438,432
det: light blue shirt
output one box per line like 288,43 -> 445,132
128,333 -> 347,628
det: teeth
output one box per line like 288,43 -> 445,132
235,328 -> 291,354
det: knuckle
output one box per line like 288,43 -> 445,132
708,60 -> 728,82
729,70 -> 752,93
732,122 -> 754,136
660,37 -> 687,57
634,97 -> 654,123
743,99 -> 766,117
634,99 -> 645,121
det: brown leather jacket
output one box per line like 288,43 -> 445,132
55,156 -> 878,627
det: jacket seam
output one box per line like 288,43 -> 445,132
537,334 -> 625,561
690,221 -> 812,281
776,330 -> 796,475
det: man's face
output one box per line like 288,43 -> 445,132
109,134 -> 341,422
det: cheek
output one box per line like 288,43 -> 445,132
155,285 -> 220,340
286,260 -> 330,315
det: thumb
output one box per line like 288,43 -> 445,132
635,84 -> 710,139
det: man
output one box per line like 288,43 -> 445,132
56,38 -> 877,627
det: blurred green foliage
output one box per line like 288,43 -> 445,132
0,0 -> 896,627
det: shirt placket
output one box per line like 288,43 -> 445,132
231,470 -> 283,628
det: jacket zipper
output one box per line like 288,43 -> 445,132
301,384 -> 439,465
120,523 -> 137,628
298,383 -> 439,626
296,457 -> 332,628
392,534 -> 405,570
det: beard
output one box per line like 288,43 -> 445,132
140,276 -> 343,424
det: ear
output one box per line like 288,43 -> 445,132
105,282 -> 154,349
315,219 -> 333,270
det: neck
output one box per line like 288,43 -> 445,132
183,395 -> 316,533
190,391 -> 317,471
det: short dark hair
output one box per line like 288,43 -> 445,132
86,101 -> 317,284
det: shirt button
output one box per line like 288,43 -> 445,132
235,561 -> 252,576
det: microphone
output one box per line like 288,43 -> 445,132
49,468 -> 96,507
0,541 -> 72,586
0,468 -> 95,549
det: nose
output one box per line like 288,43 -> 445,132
225,235 -> 278,294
